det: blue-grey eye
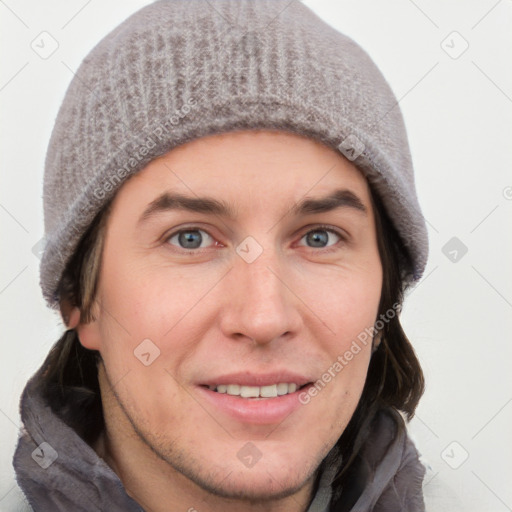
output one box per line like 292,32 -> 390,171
168,229 -> 214,249
300,229 -> 340,248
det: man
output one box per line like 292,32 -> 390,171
13,1 -> 429,510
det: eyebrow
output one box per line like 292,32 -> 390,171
138,188 -> 367,224
292,189 -> 367,216
139,193 -> 236,224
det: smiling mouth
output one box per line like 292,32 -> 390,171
202,383 -> 311,399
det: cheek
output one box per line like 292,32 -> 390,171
298,264 -> 381,414
96,258 -> 222,372
303,263 -> 382,346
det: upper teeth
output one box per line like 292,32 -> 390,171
209,383 -> 298,398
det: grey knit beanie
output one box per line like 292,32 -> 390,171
41,0 -> 428,309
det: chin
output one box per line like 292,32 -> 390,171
151,435 -> 320,502
183,464 -> 315,502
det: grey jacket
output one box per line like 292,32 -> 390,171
13,371 -> 426,511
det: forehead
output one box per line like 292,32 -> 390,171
111,129 -> 373,216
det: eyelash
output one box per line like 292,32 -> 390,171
163,224 -> 347,254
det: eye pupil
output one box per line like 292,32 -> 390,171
178,231 -> 202,249
307,230 -> 328,247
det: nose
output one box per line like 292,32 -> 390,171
218,248 -> 302,346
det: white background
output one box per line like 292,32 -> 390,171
1,1 -> 511,510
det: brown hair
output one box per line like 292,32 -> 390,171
39,184 -> 424,502
39,202 -> 111,445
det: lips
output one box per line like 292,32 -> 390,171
196,371 -> 314,424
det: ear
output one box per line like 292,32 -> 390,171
60,298 -> 102,351
76,317 -> 102,351
60,298 -> 80,329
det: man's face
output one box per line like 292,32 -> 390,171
79,130 -> 382,501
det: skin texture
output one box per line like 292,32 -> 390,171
69,130 -> 383,512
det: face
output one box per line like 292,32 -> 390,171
77,130 -> 383,503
